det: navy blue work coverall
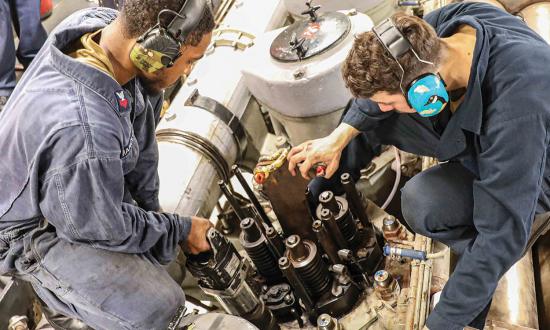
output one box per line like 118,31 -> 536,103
0,0 -> 47,97
0,8 -> 192,329
312,3 -> 550,329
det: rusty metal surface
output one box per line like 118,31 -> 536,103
261,160 -> 316,241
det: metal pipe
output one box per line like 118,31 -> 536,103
405,234 -> 423,329
486,250 -> 539,329
266,227 -> 285,258
413,236 -> 426,329
157,0 -> 287,219
341,173 -> 370,228
218,180 -> 246,221
278,257 -> 314,311
232,165 -> 272,228
418,238 -> 432,327
320,208 -> 349,250
312,220 -> 340,264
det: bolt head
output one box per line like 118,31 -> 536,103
317,314 -> 331,326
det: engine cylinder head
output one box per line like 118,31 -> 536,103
240,219 -> 283,283
285,237 -> 331,298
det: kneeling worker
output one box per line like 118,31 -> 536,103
0,0 -> 215,328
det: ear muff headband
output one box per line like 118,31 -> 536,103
372,18 -> 449,117
131,0 -> 208,73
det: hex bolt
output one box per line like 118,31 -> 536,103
286,235 -> 308,261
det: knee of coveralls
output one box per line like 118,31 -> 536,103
21,228 -> 187,330
400,171 -> 442,238
400,162 -> 477,250
307,131 -> 379,211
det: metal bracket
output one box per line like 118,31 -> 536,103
185,89 -> 248,157
210,28 -> 255,51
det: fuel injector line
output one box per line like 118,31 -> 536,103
232,165 -> 272,228
340,173 -> 370,228
218,180 -> 246,220
312,220 -> 340,264
320,208 -> 349,250
279,257 -> 314,312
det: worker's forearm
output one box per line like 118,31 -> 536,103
329,123 -> 360,150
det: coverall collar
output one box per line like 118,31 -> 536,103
48,8 -> 127,117
435,17 -> 489,160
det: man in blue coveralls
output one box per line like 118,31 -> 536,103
289,2 -> 550,329
0,0 -> 215,328
0,0 -> 47,112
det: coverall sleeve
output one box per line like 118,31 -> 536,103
426,114 -> 549,329
124,94 -> 162,211
39,156 -> 191,264
342,98 -> 393,132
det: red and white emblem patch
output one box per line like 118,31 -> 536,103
115,90 -> 128,110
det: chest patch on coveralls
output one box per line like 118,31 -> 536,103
115,90 -> 129,112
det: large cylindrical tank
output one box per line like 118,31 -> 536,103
157,0 -> 287,217
241,11 -> 373,145
283,0 -> 395,24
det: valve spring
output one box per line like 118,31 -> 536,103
294,251 -> 331,298
337,211 -> 360,247
244,243 -> 283,283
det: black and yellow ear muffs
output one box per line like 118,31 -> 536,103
130,0 -> 207,73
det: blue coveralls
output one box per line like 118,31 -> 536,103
0,0 -> 47,97
312,3 -> 550,329
0,8 -> 192,329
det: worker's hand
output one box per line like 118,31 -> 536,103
287,123 -> 359,180
183,217 -> 213,254
287,137 -> 343,180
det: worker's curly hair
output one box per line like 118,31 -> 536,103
120,0 -> 215,46
342,13 -> 442,98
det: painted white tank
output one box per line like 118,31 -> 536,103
241,10 -> 373,144
284,0 -> 395,24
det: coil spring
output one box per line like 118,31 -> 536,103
337,211 -> 360,247
244,243 -> 283,283
294,252 -> 331,298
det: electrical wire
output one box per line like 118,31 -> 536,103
381,146 -> 402,210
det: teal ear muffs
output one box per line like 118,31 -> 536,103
130,0 -> 208,73
372,18 -> 449,117
405,72 -> 449,117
